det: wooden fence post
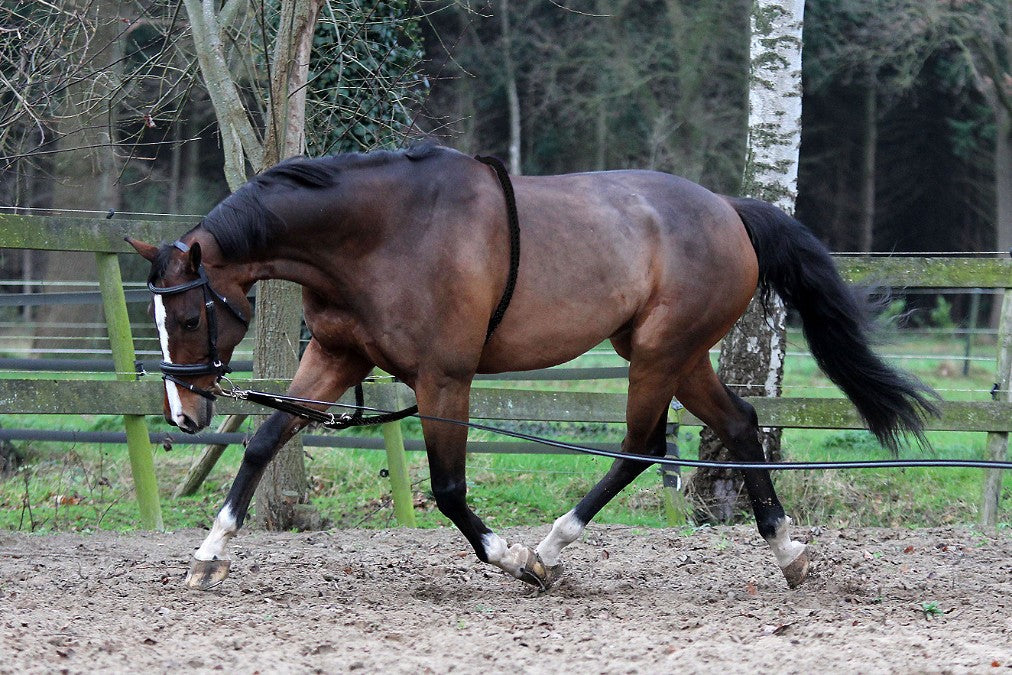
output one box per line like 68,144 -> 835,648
381,420 -> 416,527
981,288 -> 1011,526
379,381 -> 415,526
95,252 -> 163,530
661,403 -> 686,527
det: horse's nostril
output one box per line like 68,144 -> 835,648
176,414 -> 198,434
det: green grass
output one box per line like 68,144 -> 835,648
1,332 -> 1009,533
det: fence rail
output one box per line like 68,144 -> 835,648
2,378 -> 1012,432
1,212 -> 1010,527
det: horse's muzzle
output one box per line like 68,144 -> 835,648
167,397 -> 214,434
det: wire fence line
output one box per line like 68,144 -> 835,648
0,205 -> 204,220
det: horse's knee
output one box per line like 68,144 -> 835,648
241,441 -> 273,470
240,413 -> 294,470
430,477 -> 468,517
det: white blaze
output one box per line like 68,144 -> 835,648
153,294 -> 186,426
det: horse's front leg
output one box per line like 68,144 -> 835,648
415,375 -> 562,590
185,341 -> 373,590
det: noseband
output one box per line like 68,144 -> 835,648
148,241 -> 249,400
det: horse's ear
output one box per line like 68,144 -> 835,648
125,237 -> 159,262
186,241 -> 202,273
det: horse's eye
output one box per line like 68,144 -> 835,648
182,316 -> 200,331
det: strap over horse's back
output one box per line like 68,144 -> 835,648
474,154 -> 521,343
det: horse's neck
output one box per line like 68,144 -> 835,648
226,169 -> 403,291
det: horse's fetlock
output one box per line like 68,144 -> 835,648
757,513 -> 786,541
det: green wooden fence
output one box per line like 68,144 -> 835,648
1,213 -> 1010,527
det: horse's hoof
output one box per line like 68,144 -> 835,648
184,557 -> 231,590
516,550 -> 564,592
780,547 -> 810,588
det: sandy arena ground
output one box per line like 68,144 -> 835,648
1,524 -> 1010,673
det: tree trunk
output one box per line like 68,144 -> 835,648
500,0 -> 521,174
167,113 -> 182,214
17,161 -> 38,322
593,0 -> 612,172
995,106 -> 1011,254
687,0 -> 803,524
595,99 -> 608,171
261,0 -> 321,166
986,81 -> 1010,330
251,0 -> 323,531
182,0 -> 263,186
858,77 -> 877,253
183,101 -> 203,209
183,0 -> 322,530
251,280 -> 319,530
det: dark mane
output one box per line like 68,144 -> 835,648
200,143 -> 444,260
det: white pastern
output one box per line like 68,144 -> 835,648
153,295 -> 185,425
767,516 -> 806,568
481,532 -> 534,578
194,506 -> 238,561
535,510 -> 586,566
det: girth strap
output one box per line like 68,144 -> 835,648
475,154 -> 521,343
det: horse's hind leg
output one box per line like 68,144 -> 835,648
536,417 -> 669,568
674,360 -> 810,587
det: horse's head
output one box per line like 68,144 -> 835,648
127,235 -> 252,433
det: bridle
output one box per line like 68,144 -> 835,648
148,240 -> 249,400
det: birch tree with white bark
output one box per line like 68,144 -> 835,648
687,0 -> 803,523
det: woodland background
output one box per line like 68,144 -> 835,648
0,0 -> 1008,327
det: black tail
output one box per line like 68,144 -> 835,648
728,197 -> 939,451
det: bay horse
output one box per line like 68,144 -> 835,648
127,144 -> 936,591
